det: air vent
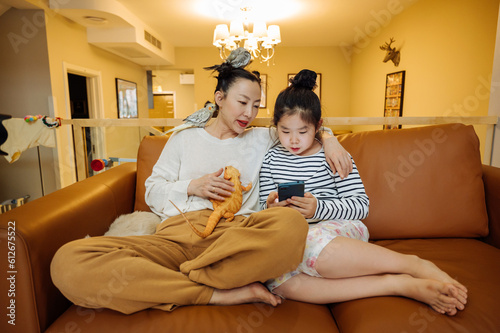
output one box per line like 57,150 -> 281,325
144,30 -> 162,50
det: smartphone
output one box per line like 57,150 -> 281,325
278,181 -> 305,201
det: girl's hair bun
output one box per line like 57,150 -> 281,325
290,69 -> 317,91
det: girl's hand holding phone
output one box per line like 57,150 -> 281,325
266,191 -> 317,219
266,191 -> 288,208
286,193 -> 317,219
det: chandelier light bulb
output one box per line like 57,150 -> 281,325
253,21 -> 267,39
267,25 -> 281,43
229,20 -> 245,39
214,24 -> 229,42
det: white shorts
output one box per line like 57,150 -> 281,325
266,220 -> 369,292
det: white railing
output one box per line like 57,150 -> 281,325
61,116 -> 498,127
60,116 -> 498,180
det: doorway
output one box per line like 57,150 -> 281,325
60,63 -> 106,187
68,73 -> 94,178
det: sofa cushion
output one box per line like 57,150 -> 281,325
337,124 -> 488,239
134,135 -> 170,212
45,299 -> 339,333
330,238 -> 500,332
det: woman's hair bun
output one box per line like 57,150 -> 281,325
204,62 -> 233,77
204,48 -> 252,76
290,69 -> 317,91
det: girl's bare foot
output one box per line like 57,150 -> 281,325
396,274 -> 464,315
409,256 -> 468,305
209,282 -> 282,307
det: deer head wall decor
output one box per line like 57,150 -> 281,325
380,38 -> 401,66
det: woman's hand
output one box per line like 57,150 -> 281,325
323,135 -> 353,179
287,193 -> 317,219
187,168 -> 234,201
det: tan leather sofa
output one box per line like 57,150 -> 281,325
1,123 -> 499,333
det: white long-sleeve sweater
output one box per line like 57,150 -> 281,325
145,127 -> 274,221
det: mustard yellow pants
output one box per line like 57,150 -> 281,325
50,207 -> 308,314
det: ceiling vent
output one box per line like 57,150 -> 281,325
49,0 -> 174,66
144,30 -> 162,50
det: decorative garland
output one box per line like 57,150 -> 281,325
24,115 -> 62,128
41,116 -> 62,128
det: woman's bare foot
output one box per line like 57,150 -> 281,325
209,282 -> 282,307
409,256 -> 468,305
395,274 -> 464,315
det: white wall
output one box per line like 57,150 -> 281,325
0,9 -> 57,202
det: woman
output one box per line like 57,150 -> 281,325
50,48 -> 352,314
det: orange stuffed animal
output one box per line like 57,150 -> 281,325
170,166 -> 252,238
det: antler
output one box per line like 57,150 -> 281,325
380,38 -> 396,50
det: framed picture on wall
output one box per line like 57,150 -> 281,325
383,70 -> 405,129
116,78 -> 138,119
260,74 -> 267,108
288,73 -> 321,100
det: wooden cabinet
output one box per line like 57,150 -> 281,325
149,93 -> 174,132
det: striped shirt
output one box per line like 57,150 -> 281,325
259,144 -> 369,223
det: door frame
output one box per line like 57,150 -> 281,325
61,62 -> 106,184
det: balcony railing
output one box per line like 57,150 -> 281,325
59,116 -> 498,180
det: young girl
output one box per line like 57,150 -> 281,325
259,69 -> 468,316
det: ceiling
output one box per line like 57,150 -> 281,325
115,0 -> 409,47
0,0 -> 413,48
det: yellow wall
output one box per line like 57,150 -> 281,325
350,0 -> 499,158
44,8 -> 149,186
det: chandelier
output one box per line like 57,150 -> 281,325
212,7 -> 281,65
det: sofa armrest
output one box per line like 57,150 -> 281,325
0,162 -> 136,333
482,164 -> 500,249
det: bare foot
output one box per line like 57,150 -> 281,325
209,283 -> 282,307
410,257 -> 468,304
396,274 -> 464,315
